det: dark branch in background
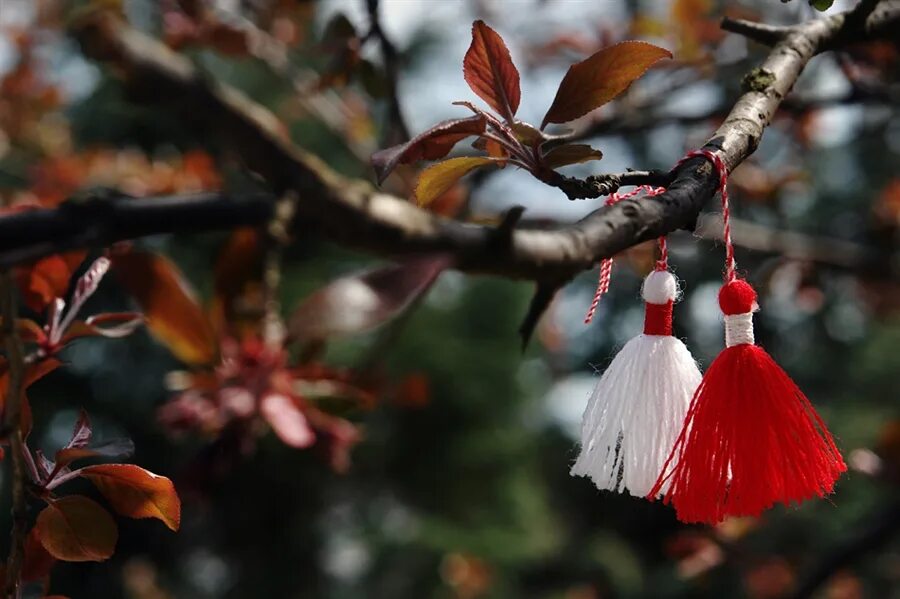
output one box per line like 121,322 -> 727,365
694,215 -> 883,270
790,499 -> 900,599
0,193 -> 272,268
1,272 -> 27,597
721,18 -> 790,46
364,0 -> 411,145
59,1 -> 896,284
208,6 -> 377,162
564,85 -> 895,145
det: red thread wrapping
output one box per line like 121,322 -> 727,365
643,301 -> 673,336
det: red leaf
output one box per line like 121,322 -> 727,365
542,41 -> 672,127
17,319 -> 46,345
15,252 -> 86,313
463,20 -> 521,121
78,464 -> 181,531
23,527 -> 56,582
36,496 -> 117,562
288,255 -> 450,341
371,116 -> 488,185
541,144 -> 604,169
260,393 -> 315,448
112,251 -> 218,365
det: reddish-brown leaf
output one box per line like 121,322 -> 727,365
371,116 -> 487,185
79,464 -> 181,531
112,251 -> 217,365
36,496 -> 118,562
463,20 -> 521,121
211,227 -> 262,331
541,144 -> 604,169
61,312 -> 144,344
23,527 -> 56,582
1,358 -> 62,437
542,41 -> 672,127
288,255 -> 450,341
472,137 -> 509,166
206,22 -> 251,56
414,157 -> 496,206
260,392 -> 315,448
55,439 -> 135,468
15,252 -> 86,313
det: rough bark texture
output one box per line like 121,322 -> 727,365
0,2 -> 892,284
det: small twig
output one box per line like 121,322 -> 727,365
365,0 -> 411,145
721,17 -> 791,46
544,170 -> 674,200
1,271 -> 27,598
492,205 -> 526,245
262,193 -> 297,348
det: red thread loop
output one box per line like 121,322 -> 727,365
643,300 -> 673,336
584,185 -> 668,324
682,149 -> 734,282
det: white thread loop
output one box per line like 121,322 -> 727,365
724,312 -> 754,347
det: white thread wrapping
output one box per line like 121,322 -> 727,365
724,312 -> 754,347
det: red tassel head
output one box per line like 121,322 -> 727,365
649,279 -> 846,524
718,280 -> 757,315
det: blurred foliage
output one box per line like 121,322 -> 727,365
0,0 -> 899,597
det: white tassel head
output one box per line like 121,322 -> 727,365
641,270 -> 677,305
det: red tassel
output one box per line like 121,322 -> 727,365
649,279 -> 846,524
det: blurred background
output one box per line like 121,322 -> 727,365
1,0 -> 899,597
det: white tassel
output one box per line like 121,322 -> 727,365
571,270 -> 702,497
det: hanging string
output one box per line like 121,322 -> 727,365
681,150 -> 734,282
584,185 -> 667,324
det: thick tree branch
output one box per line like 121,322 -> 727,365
21,1 -> 889,285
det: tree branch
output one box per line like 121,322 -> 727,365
721,17 -> 789,46
695,215 -> 883,271
20,0 -> 887,285
1,271 -> 27,598
364,0 -> 411,145
790,499 -> 900,599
